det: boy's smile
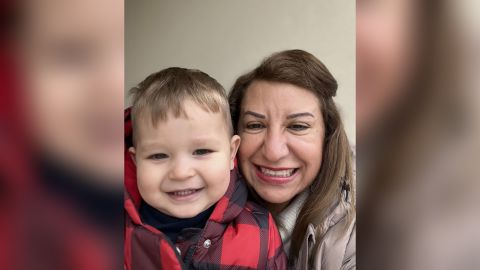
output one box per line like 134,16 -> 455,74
130,100 -> 240,218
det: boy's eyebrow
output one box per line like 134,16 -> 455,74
138,142 -> 163,151
286,112 -> 315,119
243,111 -> 266,119
191,137 -> 219,144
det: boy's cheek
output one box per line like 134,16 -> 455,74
134,159 -> 151,170
136,176 -> 160,193
136,166 -> 155,185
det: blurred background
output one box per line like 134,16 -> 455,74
1,0 -> 124,269
125,0 -> 356,143
1,0 -> 480,269
357,0 -> 480,269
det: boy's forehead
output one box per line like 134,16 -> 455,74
136,105 -> 223,125
144,99 -> 228,121
134,106 -> 231,142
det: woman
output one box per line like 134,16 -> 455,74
229,49 -> 355,269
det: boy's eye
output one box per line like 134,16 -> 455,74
288,124 -> 310,131
193,149 -> 213,156
148,153 -> 168,160
245,122 -> 265,130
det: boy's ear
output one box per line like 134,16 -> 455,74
128,147 -> 137,165
229,135 -> 241,170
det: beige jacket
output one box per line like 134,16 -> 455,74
278,191 -> 356,270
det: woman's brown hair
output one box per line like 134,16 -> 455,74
229,49 -> 354,263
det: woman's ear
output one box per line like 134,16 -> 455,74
128,147 -> 137,165
229,135 -> 241,170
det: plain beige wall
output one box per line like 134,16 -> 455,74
126,0 -> 355,143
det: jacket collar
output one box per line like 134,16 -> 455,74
276,189 -> 355,256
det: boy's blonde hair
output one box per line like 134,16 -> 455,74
129,67 -> 233,144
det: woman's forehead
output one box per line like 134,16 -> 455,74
241,81 -> 321,113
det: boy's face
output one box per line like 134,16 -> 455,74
130,100 -> 240,218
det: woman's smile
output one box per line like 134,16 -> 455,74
254,164 -> 299,185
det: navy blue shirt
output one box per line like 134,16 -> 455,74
139,201 -> 215,243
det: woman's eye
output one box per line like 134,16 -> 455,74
245,123 -> 265,130
148,153 -> 168,160
289,124 -> 309,131
193,149 -> 213,156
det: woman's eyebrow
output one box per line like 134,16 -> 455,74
286,112 -> 315,119
243,110 -> 266,119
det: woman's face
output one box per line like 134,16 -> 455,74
237,80 -> 325,210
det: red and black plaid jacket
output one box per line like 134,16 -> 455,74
124,109 -> 287,270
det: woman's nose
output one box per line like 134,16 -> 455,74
168,157 -> 195,181
262,129 -> 289,162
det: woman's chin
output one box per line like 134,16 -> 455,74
258,189 -> 294,205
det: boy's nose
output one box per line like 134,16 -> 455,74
168,157 -> 195,181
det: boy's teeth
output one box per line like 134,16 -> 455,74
173,189 -> 197,196
260,167 -> 295,177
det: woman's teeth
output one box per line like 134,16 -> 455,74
260,167 -> 295,177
